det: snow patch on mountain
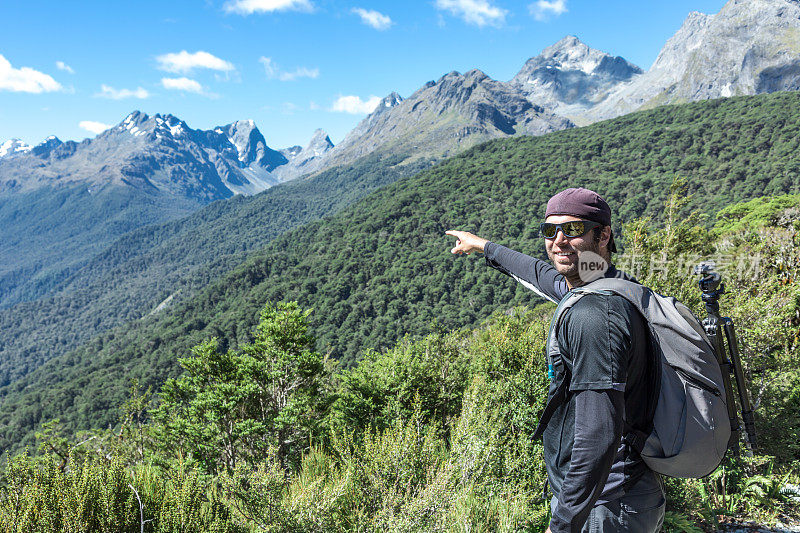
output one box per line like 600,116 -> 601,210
0,139 -> 31,159
509,35 -> 642,121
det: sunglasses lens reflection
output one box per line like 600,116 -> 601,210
540,221 -> 589,238
562,221 -> 586,236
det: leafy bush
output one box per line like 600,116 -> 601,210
0,453 -> 240,532
152,302 -> 330,475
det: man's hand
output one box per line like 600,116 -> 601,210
446,230 -> 488,255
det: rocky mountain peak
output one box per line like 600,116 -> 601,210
154,114 -> 190,138
509,36 -> 642,119
269,129 -> 334,180
123,111 -> 150,128
585,0 -> 800,122
433,69 -> 491,89
419,69 -> 502,108
306,129 -> 333,153
216,119 -> 279,168
539,35 -> 643,79
649,10 -> 714,72
226,119 -> 257,137
551,34 -> 582,49
540,35 -> 600,74
38,135 -> 62,146
31,135 -> 65,157
464,69 -> 490,82
375,92 -> 403,113
319,66 -> 572,175
279,145 -> 302,160
112,111 -> 181,140
0,110 -> 299,201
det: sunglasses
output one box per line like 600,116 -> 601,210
539,220 -> 601,239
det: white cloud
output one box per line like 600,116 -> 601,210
435,0 -> 506,27
224,0 -> 313,15
95,85 -> 150,100
352,8 -> 393,30
161,77 -> 204,93
0,54 -> 62,93
79,121 -> 111,134
214,70 -> 240,83
280,67 -> 318,81
260,57 -> 278,77
331,95 -> 381,114
529,0 -> 567,21
156,51 -> 234,74
259,57 -> 319,81
56,61 -> 74,74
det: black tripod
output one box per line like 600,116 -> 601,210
694,263 -> 757,456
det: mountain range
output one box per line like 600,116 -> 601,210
0,111 -> 334,198
0,112 -> 335,307
0,151 -> 425,388
6,0 -> 800,189
4,0 -> 800,312
508,35 -> 643,119
3,0 -> 800,448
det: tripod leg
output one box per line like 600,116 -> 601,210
723,320 -> 757,453
708,320 -> 741,455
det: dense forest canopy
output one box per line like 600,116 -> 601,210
0,153 -> 428,389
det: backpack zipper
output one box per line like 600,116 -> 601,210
674,367 -> 722,397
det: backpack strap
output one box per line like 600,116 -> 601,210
532,288 -> 607,440
532,377 -> 569,441
545,289 -> 602,378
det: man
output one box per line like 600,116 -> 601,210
446,187 -> 664,532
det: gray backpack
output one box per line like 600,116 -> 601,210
537,278 -> 731,478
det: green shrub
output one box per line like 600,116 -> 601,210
152,302 -> 330,475
0,453 -> 241,532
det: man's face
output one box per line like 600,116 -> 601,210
544,215 -> 606,284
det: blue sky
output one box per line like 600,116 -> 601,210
0,0 -> 728,150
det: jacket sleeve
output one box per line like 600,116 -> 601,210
549,389 -> 624,533
483,241 -> 567,303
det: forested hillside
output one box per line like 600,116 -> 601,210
1,191 -> 798,530
0,182 -> 200,307
0,153 -> 428,387
3,91 -> 800,454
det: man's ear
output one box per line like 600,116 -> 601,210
600,226 -> 612,248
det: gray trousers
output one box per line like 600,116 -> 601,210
550,472 -> 665,532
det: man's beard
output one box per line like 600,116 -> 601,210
547,239 -> 607,287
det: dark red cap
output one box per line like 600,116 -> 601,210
545,187 -> 617,253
